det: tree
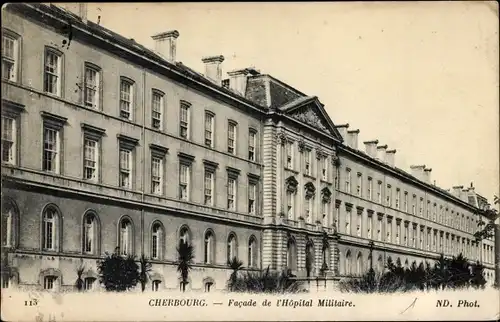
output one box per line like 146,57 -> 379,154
138,254 -> 152,292
227,257 -> 244,291
176,241 -> 194,292
97,251 -> 140,292
75,264 -> 85,292
470,261 -> 487,289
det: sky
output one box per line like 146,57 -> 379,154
79,2 -> 498,203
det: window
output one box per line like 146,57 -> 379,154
287,238 -> 297,271
205,112 -> 214,148
334,166 -> 340,189
419,198 -> 424,216
386,219 -> 392,242
42,207 -> 58,251
83,212 -> 98,254
287,190 -> 295,219
151,222 -> 163,260
395,189 -> 400,209
377,217 -> 382,241
412,195 -> 416,215
151,157 -> 163,195
321,200 -> 328,224
180,102 -> 190,139
179,226 -> 190,245
404,225 -> 409,246
1,116 -> 16,165
119,149 -> 132,188
427,201 -> 431,219
151,91 -> 164,130
84,64 -> 101,109
396,222 -> 401,244
152,280 -> 161,292
83,138 -> 98,181
345,169 -> 351,193
386,185 -> 392,207
204,281 -> 213,292
356,174 -> 362,197
345,209 -> 351,234
248,182 -> 256,214
44,276 -> 57,290
367,215 -> 372,239
120,79 -> 133,120
227,178 -> 236,210
228,121 -> 237,154
204,231 -> 214,264
286,141 -> 293,169
356,212 -> 361,237
304,149 -> 311,175
84,277 -> 96,291
367,177 -> 373,200
404,192 -> 408,212
2,204 -> 14,247
321,156 -> 328,181
335,205 -> 340,231
119,218 -> 133,256
248,237 -> 257,268
44,49 -> 62,96
248,129 -> 256,161
204,171 -> 214,206
2,33 -> 18,82
227,234 -> 237,263
179,164 -> 190,201
377,182 -> 382,203
305,197 -> 311,221
412,226 -> 417,247
43,126 -> 61,173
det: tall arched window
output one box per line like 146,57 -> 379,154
287,237 -> 297,271
179,225 -> 190,246
204,230 -> 214,264
356,252 -> 363,275
248,236 -> 257,268
2,199 -> 17,248
377,255 -> 383,272
345,251 -> 351,275
151,222 -> 163,260
305,240 -> 315,277
118,217 -> 133,256
42,205 -> 60,251
227,233 -> 237,263
83,211 -> 99,255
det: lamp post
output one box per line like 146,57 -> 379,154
369,240 -> 374,272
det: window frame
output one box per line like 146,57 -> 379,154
117,216 -> 134,256
83,62 -> 102,110
1,100 -> 23,166
179,101 -> 191,140
81,123 -> 105,183
151,221 -> 164,260
82,210 -> 100,255
151,89 -> 165,130
227,120 -> 237,155
41,112 -> 67,175
41,204 -> 62,252
248,128 -> 257,162
119,77 -> 134,120
204,111 -> 215,148
2,29 -> 21,83
43,47 -> 64,97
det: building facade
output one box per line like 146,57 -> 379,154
1,3 -> 496,292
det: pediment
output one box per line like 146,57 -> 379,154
280,96 -> 343,141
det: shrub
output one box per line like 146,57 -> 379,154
97,252 -> 140,292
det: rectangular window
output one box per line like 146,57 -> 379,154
321,157 -> 328,181
228,122 -> 237,154
321,201 -> 327,219
43,127 -> 60,173
84,65 -> 100,109
119,149 -> 132,188
345,169 -> 351,193
286,141 -> 293,169
356,213 -> 361,237
2,34 -> 18,82
419,198 -> 424,216
367,178 -> 373,200
395,189 -> 400,209
204,171 -> 214,206
386,185 -> 392,207
356,174 -> 362,197
396,222 -> 401,244
412,195 -> 416,215
405,225 -> 409,246
287,191 -> 294,218
83,138 -> 98,181
44,276 -> 56,290
335,206 -> 340,231
44,50 -> 61,96
205,112 -> 214,148
151,157 -> 163,195
305,197 -> 311,220
248,183 -> 256,214
387,220 -> 392,242
120,80 -> 133,120
248,130 -> 256,161
304,149 -> 311,175
227,178 -> 236,210
1,116 -> 16,164
179,164 -> 190,201
404,192 -> 408,212
180,103 -> 190,139
377,217 -> 382,241
367,216 -> 372,239
377,182 -> 382,203
334,166 -> 340,189
151,91 -> 163,130
413,227 -> 417,247
345,209 -> 351,234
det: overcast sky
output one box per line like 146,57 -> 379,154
82,2 -> 498,202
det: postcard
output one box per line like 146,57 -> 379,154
1,2 -> 499,321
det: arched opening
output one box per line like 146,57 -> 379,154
345,250 -> 352,276
227,233 -> 238,263
151,221 -> 163,260
287,237 -> 297,272
204,230 -> 215,264
82,211 -> 100,255
2,198 -> 18,248
356,252 -> 363,276
179,225 -> 191,246
118,217 -> 133,256
248,236 -> 257,268
41,204 -> 61,251
305,239 -> 315,277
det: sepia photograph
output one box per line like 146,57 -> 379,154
1,2 -> 499,321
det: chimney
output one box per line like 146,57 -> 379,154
451,185 -> 464,198
386,149 -> 396,167
77,3 -> 87,23
335,124 -> 350,141
347,129 -> 360,149
151,30 -> 180,62
363,140 -> 379,158
376,145 -> 388,162
410,165 -> 426,181
423,167 -> 432,183
202,55 -> 225,85
227,68 -> 250,96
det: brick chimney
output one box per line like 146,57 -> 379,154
410,165 -> 426,181
347,129 -> 360,149
227,68 -> 250,96
386,149 -> 396,167
151,30 -> 179,62
363,140 -> 379,158
423,168 -> 432,184
376,145 -> 388,162
335,124 -> 349,141
202,55 -> 225,85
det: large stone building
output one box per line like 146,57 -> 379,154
1,3 -> 496,292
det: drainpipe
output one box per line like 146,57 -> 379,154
141,68 -> 146,257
